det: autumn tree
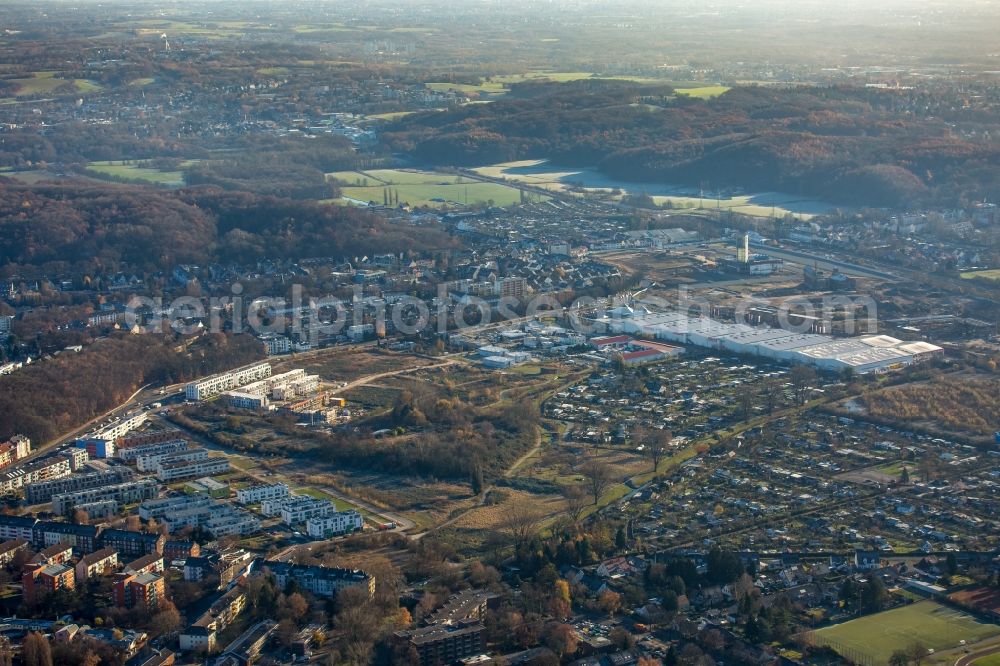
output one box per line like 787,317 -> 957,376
598,589 -> 623,616
22,633 -> 52,666
543,623 -> 579,659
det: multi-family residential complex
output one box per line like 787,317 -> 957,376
73,500 -> 119,520
184,362 -> 272,401
137,447 -> 207,473
50,479 -> 158,515
122,552 -> 165,575
305,510 -> 363,538
26,467 -> 135,504
0,539 -> 29,566
0,456 -> 72,495
224,368 -> 320,411
263,562 -> 375,599
98,529 -> 165,558
0,435 -> 31,470
235,482 -> 289,505
75,548 -> 119,582
34,522 -> 100,552
76,410 -> 149,458
22,562 -> 75,604
116,429 -> 185,452
117,439 -> 188,463
113,571 -> 166,610
156,455 -> 229,482
180,585 -> 248,653
138,494 -> 259,537
394,621 -> 486,666
57,447 -> 89,471
277,497 -> 333,525
31,542 -> 74,566
0,515 -> 36,542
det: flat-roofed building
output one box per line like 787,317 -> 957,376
305,510 -> 363,538
235,483 -> 289,505
28,467 -> 135,504
185,362 -> 272,401
51,478 -> 157,516
156,456 -> 229,482
113,571 -> 166,610
23,562 -> 75,604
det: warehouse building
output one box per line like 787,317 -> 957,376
597,309 -> 942,374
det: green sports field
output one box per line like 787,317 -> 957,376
815,601 -> 1000,665
86,161 -> 186,186
327,168 -> 544,208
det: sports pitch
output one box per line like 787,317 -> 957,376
815,601 -> 1000,664
327,168 -> 543,208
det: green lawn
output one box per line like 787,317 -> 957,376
815,601 -> 1000,664
974,654 -> 1000,666
675,85 -> 731,99
328,168 -> 541,208
86,161 -> 184,186
5,71 -> 102,98
961,269 -> 1000,281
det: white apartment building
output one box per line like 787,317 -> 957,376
139,494 -> 214,521
117,440 -> 188,463
279,497 -> 333,525
185,362 -> 272,401
51,479 -> 158,515
260,334 -> 291,356
306,510 -> 363,538
0,315 -> 12,339
138,448 -> 207,473
224,392 -> 270,411
235,483 -> 289,505
84,410 -> 148,444
156,457 -> 229,482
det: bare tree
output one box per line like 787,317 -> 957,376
581,458 -> 613,505
499,505 -> 543,550
563,483 -> 590,523
738,384 -> 755,422
646,428 -> 672,473
790,365 -> 816,405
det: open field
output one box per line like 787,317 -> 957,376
327,168 -> 541,208
961,269 -> 1000,281
815,601 -> 1000,665
85,161 -> 186,186
4,71 -> 102,98
853,373 -> 1000,441
674,85 -> 731,98
423,73 -> 728,98
974,654 -> 1000,666
471,159 -> 831,218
